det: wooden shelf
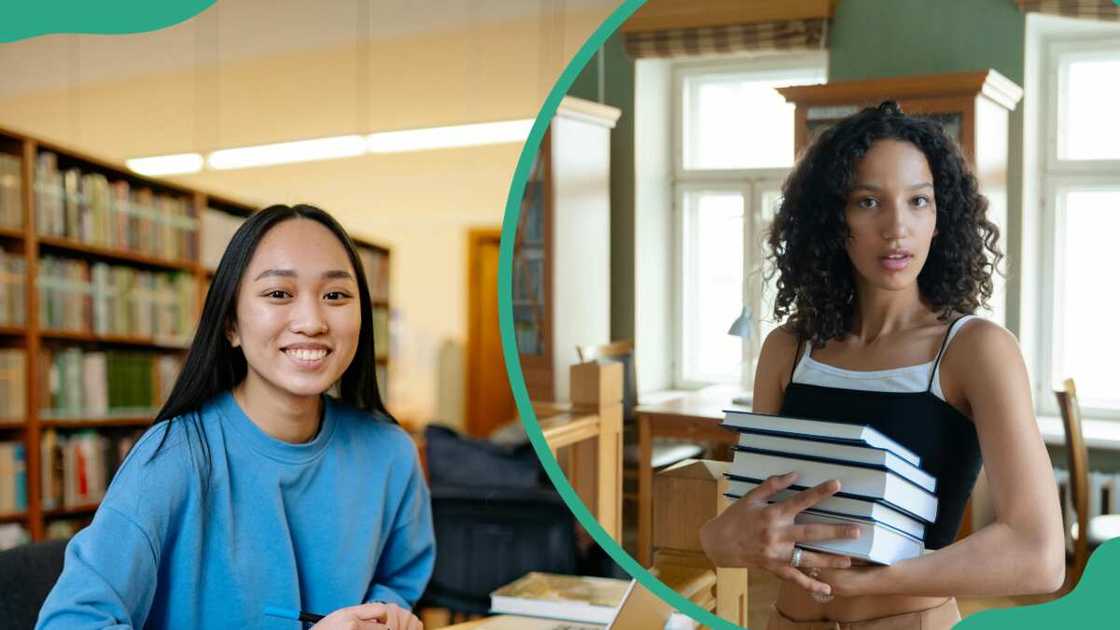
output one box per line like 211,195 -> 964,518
0,225 -> 24,240
0,325 -> 26,336
372,299 -> 390,308
375,357 -> 389,365
41,417 -> 154,429
43,503 -> 99,518
39,329 -> 190,351
0,419 -> 26,430
0,511 -> 27,524
37,235 -> 197,272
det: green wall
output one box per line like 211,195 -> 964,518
829,0 -> 1025,83
569,35 -> 636,343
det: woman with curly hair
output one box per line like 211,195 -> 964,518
699,101 -> 1064,629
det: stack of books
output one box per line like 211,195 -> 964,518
721,410 -> 937,565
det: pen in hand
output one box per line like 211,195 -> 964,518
264,605 -> 325,624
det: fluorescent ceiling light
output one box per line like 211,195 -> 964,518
367,119 -> 533,153
126,153 -> 204,176
127,119 -> 533,174
208,135 -> 367,170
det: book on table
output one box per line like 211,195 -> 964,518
489,572 -> 631,624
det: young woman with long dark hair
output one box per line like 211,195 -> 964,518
37,205 -> 432,630
699,102 -> 1064,629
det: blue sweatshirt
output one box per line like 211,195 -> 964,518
36,391 -> 435,629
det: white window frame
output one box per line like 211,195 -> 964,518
1034,24 -> 1120,420
670,52 -> 827,390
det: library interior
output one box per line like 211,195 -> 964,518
1,1 -> 1119,629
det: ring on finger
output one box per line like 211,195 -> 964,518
790,547 -> 803,568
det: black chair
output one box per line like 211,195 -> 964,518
0,538 -> 69,630
420,425 -> 581,619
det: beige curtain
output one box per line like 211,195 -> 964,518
1016,0 -> 1120,21
622,0 -> 835,59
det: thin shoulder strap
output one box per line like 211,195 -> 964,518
788,337 -> 806,383
927,315 -> 970,391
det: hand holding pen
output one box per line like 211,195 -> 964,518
267,602 -> 424,630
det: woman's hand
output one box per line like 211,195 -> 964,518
698,472 -> 861,596
310,602 -> 423,630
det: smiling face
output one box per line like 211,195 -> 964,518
227,218 -> 362,403
844,139 -> 939,293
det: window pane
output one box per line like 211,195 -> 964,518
684,72 -> 823,170
682,191 -> 744,383
1060,56 -> 1120,160
758,189 -> 783,344
1056,189 -> 1120,409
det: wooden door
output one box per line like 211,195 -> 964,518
466,229 -> 517,437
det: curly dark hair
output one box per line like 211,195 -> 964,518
767,100 -> 1003,348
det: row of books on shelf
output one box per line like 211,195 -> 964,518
0,349 -> 25,419
41,428 -> 144,510
512,252 -> 543,303
514,305 -> 543,355
40,348 -> 180,419
721,411 -> 937,565
0,441 -> 27,513
0,246 -> 27,327
0,154 -> 21,230
39,255 -> 196,342
35,152 -> 199,261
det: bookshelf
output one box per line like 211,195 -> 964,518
513,96 -> 620,402
0,126 -> 393,546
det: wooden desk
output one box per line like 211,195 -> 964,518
636,386 -> 746,566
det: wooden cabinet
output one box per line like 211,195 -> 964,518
777,70 -> 1023,325
513,96 -> 621,402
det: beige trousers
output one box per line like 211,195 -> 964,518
765,598 -> 961,630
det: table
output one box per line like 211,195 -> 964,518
636,385 -> 747,566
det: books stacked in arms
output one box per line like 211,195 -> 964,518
721,411 -> 938,565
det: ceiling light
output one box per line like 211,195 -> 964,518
126,153 -> 204,176
207,135 -> 367,170
366,119 -> 533,153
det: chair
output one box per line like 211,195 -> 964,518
419,425 -> 581,621
575,342 -> 704,545
1055,378 -> 1120,587
0,538 -> 69,630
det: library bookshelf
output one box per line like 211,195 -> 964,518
0,126 -> 392,544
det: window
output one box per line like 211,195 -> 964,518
672,53 -> 827,388
1036,23 -> 1120,416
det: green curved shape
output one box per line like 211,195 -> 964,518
959,538 -> 1120,629
496,1 -> 740,628
2,1 -> 214,43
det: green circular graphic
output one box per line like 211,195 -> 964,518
2,1 -> 214,42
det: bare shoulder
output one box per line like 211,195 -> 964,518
757,325 -> 801,390
944,317 -> 1022,367
941,317 -> 1028,419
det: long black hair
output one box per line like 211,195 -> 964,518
150,204 -> 392,460
767,101 -> 1003,347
